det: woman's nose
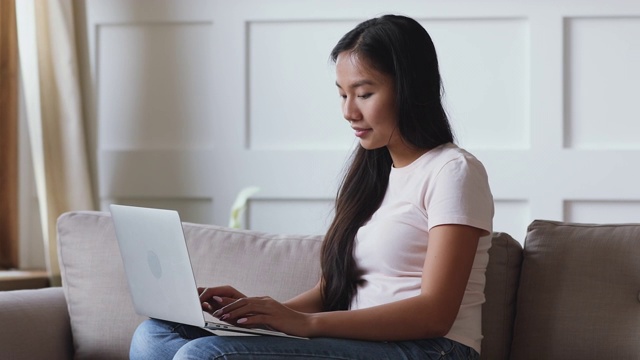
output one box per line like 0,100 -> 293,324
343,98 -> 361,122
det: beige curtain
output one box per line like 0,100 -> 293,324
15,0 -> 94,285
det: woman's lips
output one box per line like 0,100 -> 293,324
353,128 -> 371,138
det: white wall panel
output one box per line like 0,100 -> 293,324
565,17 -> 640,149
565,200 -> 640,223
248,21 -> 356,150
425,18 -> 530,149
494,200 -> 530,244
98,150 -> 214,197
80,0 -> 640,239
102,197 -> 213,224
98,22 -> 214,150
84,0 -> 218,223
247,198 -> 334,235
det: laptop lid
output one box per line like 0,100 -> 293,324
110,204 -> 206,328
110,204 -> 307,339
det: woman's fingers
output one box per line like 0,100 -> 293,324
198,285 -> 248,313
213,297 -> 274,319
234,315 -> 271,329
199,285 -> 245,301
209,297 -> 310,337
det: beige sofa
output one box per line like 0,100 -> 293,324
0,211 -> 638,359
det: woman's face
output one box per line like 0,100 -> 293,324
335,52 -> 402,152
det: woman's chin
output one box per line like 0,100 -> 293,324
359,141 -> 385,150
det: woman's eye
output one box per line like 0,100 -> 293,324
358,93 -> 372,99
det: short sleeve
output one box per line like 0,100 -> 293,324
424,155 -> 494,234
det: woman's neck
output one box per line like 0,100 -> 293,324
389,145 -> 431,168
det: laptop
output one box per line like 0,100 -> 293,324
110,204 -> 306,339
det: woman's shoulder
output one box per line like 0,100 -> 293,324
418,143 -> 485,169
421,144 -> 490,184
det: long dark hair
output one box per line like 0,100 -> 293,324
320,15 -> 454,311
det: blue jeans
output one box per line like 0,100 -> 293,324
130,319 -> 479,360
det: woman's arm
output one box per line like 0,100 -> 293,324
307,224 -> 481,340
283,280 -> 323,313
214,224 -> 483,340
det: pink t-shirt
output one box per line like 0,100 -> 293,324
350,143 -> 494,354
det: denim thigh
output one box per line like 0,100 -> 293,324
130,318 -> 479,360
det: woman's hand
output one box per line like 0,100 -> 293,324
198,285 -> 247,315
212,296 -> 313,337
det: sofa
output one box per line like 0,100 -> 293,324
0,211 -> 638,359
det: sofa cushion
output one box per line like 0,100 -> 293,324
0,287 -> 73,360
481,232 -> 522,360
57,211 -> 323,360
510,220 -> 640,359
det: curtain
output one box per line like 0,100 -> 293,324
0,0 -> 19,270
15,0 -> 95,285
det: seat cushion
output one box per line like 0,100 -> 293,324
510,220 -> 640,359
481,232 -> 522,360
57,211 -> 322,360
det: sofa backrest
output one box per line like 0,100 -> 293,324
510,220 -> 640,359
481,232 -> 523,360
57,210 -> 524,360
57,211 -> 323,360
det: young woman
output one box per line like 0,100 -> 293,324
130,14 -> 493,360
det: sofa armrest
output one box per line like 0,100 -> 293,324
0,287 -> 73,360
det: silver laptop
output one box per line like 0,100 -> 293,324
110,204 -> 305,339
